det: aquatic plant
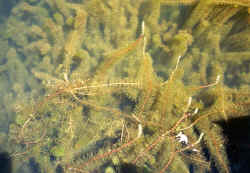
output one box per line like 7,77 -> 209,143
3,0 -> 250,173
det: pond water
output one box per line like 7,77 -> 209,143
0,0 -> 249,173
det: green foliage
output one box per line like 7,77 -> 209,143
2,0 -> 250,173
51,145 -> 65,157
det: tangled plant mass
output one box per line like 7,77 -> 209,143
0,0 -> 249,173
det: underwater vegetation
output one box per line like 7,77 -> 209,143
0,0 -> 249,173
